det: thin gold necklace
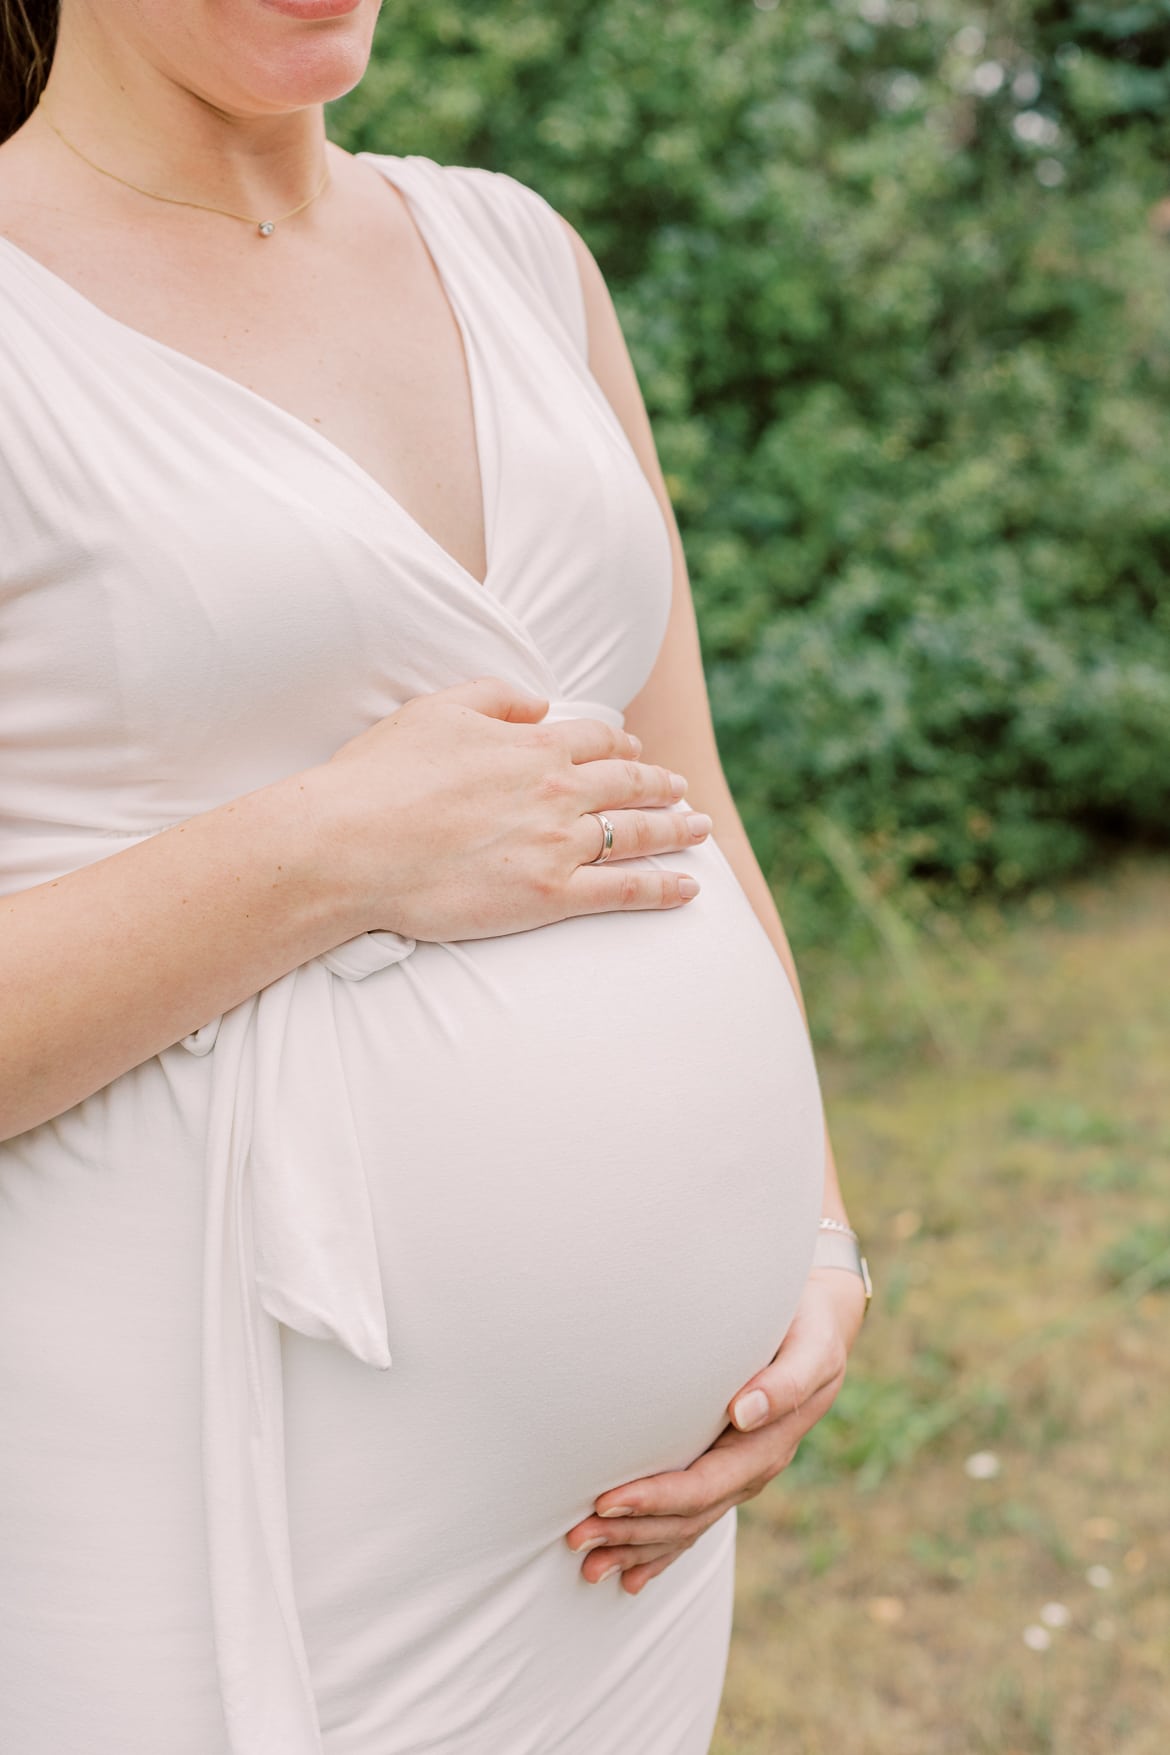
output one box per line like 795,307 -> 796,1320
38,107 -> 331,238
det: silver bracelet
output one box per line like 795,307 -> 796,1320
812,1216 -> 872,1317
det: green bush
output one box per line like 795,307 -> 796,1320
330,2 -> 1170,947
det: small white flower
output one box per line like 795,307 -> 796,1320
1087,1564 -> 1113,1590
971,60 -> 1006,97
964,1450 -> 1001,1480
1036,158 -> 1065,188
860,0 -> 891,22
1013,68 -> 1041,102
1023,1624 -> 1052,1651
954,25 -> 985,57
1040,1602 -> 1071,1629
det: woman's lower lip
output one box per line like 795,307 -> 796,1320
259,0 -> 365,20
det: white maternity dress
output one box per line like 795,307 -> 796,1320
0,154 -> 826,1755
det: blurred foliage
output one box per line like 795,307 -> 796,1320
329,1 -> 1170,948
1098,1221 -> 1170,1289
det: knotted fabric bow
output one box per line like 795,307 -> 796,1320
182,927 -> 416,1754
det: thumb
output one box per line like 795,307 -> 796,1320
728,1360 -> 808,1435
728,1292 -> 852,1433
440,675 -> 549,724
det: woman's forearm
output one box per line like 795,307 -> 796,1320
0,673 -> 700,1144
0,770 -> 350,1143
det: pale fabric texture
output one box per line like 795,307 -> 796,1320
0,155 -> 826,1753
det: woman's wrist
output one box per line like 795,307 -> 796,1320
807,1262 -> 869,1347
812,1218 -> 872,1315
267,762 -> 376,947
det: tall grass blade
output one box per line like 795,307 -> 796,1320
805,808 -> 966,1062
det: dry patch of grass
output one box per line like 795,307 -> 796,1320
714,856 -> 1170,1755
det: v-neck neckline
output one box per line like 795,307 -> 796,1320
0,151 -> 497,593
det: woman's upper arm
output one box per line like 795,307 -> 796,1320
554,213 -> 729,790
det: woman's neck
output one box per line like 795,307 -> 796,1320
34,10 -> 328,218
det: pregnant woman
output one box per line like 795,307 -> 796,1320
0,3 -> 871,1752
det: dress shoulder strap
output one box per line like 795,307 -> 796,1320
425,161 -> 590,361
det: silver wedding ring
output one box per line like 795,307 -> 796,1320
586,811 -> 615,865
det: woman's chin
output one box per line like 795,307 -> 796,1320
182,0 -> 381,115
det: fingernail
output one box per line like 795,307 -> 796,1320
628,734 -> 643,755
685,813 -> 712,838
593,1564 -> 621,1583
669,772 -> 688,797
597,1506 -> 633,1518
678,877 -> 700,900
573,1536 -> 608,1554
733,1389 -> 770,1431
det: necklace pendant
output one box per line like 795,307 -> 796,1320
257,220 -> 275,238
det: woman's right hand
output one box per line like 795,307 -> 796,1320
302,675 -> 711,943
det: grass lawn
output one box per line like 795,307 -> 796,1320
713,855 -> 1170,1755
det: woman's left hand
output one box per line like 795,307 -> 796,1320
565,1267 -> 868,1594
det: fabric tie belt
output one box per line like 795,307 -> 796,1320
178,696 -> 624,1754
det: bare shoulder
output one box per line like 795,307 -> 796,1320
552,208 -> 611,328
548,206 -> 666,482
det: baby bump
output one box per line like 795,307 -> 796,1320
279,836 -> 825,1570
